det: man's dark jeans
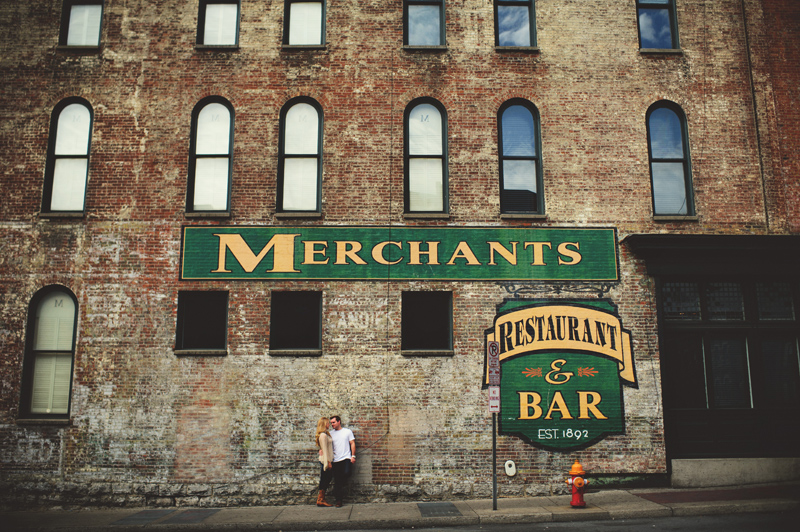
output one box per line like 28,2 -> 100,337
331,459 -> 352,502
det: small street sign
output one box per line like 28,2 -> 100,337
488,385 -> 500,413
487,340 -> 501,386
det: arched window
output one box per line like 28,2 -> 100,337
498,100 -> 543,214
277,98 -> 323,213
646,101 -> 694,216
20,287 -> 78,418
405,98 -> 448,213
42,98 -> 93,214
187,97 -> 234,213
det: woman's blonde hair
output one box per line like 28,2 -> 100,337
315,416 -> 330,447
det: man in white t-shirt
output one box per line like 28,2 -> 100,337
329,415 -> 355,507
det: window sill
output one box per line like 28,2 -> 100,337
269,349 -> 322,357
501,213 -> 547,220
275,211 -> 322,219
403,45 -> 448,53
39,211 -> 84,219
195,44 -> 239,51
639,48 -> 683,55
185,211 -> 231,219
403,213 -> 450,220
17,418 -> 71,425
56,45 -> 101,53
174,349 -> 228,356
401,349 -> 454,357
281,44 -> 326,51
495,46 -> 540,53
653,215 -> 699,222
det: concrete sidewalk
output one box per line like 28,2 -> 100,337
4,483 -> 800,531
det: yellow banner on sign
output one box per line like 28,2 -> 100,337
485,304 -> 636,387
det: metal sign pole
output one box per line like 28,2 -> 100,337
486,340 -> 500,512
492,412 -> 497,511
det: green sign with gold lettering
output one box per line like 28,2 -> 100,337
484,300 -> 636,451
180,226 -> 617,281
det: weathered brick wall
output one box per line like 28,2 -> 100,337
0,0 -> 793,508
743,0 -> 800,233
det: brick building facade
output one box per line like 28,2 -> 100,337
1,0 -> 798,508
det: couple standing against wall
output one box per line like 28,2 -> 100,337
315,415 -> 356,507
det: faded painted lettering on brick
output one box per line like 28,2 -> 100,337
181,226 -> 617,280
484,300 -> 637,451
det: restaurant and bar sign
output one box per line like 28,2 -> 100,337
484,300 -> 637,451
181,226 -> 618,281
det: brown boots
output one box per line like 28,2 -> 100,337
316,489 -> 333,507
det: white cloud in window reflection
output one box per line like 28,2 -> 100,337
408,6 -> 441,46
652,162 -> 687,215
639,10 -> 672,48
503,160 -> 536,192
498,7 -> 530,47
649,108 -> 683,158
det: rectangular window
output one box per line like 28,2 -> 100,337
495,0 -> 535,48
401,291 -> 453,352
405,0 -> 445,47
198,1 -> 240,46
175,291 -> 228,352
60,1 -> 103,47
636,0 -> 678,50
270,291 -> 322,352
285,1 -> 325,46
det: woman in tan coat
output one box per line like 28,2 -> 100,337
315,416 -> 334,507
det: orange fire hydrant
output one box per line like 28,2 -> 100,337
565,459 -> 589,508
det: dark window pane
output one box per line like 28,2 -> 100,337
662,282 -> 700,320
756,282 -> 795,320
271,291 -> 322,350
497,6 -> 530,47
662,333 -> 707,409
707,337 -> 751,409
760,337 -> 800,406
402,292 -> 452,350
706,283 -> 744,321
177,291 -> 228,350
638,7 -> 673,49
501,187 -> 537,212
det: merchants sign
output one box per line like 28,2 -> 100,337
180,226 -> 617,281
484,300 -> 637,452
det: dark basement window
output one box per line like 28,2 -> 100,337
270,291 -> 322,355
401,291 -> 453,355
175,291 -> 228,355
